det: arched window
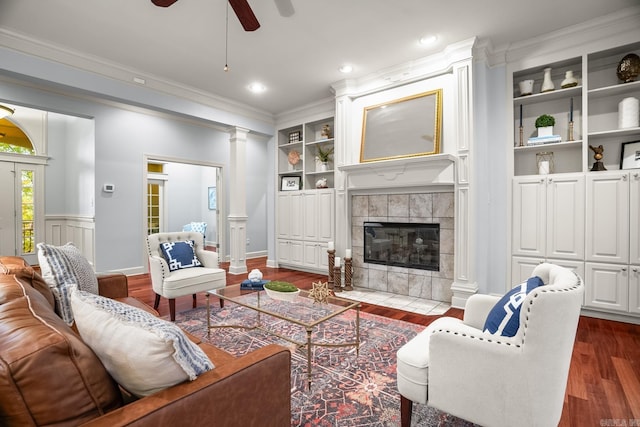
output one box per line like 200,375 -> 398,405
0,118 -> 35,154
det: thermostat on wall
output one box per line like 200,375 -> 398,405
103,183 -> 115,193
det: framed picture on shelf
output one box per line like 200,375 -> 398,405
620,140 -> 640,170
289,131 -> 301,143
281,176 -> 301,191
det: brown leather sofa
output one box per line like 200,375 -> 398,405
0,256 -> 291,426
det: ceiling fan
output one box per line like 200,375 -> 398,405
151,0 -> 294,32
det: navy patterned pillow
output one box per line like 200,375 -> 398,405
159,240 -> 202,271
483,276 -> 544,337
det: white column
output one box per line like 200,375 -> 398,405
451,60 -> 479,307
228,127 -> 248,275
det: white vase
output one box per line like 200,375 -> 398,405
561,70 -> 578,88
518,80 -> 534,96
541,68 -> 555,93
319,162 -> 328,172
618,97 -> 640,129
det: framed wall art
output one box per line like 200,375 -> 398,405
281,175 -> 301,191
360,89 -> 443,163
208,186 -> 217,210
620,140 -> 640,170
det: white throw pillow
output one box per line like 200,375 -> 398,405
70,289 -> 214,397
37,242 -> 99,324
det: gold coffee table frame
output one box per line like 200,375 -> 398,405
206,284 -> 360,389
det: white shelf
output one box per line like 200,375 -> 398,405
588,80 -> 640,99
588,127 -> 640,139
514,85 -> 582,105
514,140 -> 582,152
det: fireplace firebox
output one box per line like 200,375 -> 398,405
363,222 -> 439,271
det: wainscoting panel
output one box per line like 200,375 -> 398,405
45,216 -> 95,267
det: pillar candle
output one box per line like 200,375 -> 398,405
327,241 -> 334,251
335,257 -> 341,267
539,160 -> 550,175
345,249 -> 352,258
570,97 -> 573,122
519,104 -> 523,127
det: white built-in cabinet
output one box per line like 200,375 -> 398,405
276,189 -> 334,271
510,40 -> 640,321
511,173 -> 585,283
276,115 -> 335,272
584,171 -> 640,314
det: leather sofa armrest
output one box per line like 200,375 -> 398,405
97,273 -> 129,299
81,344 -> 291,427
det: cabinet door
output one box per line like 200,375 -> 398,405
303,192 -> 318,240
511,256 -> 544,285
584,262 -> 628,312
303,241 -> 320,269
316,190 -> 335,242
289,193 -> 304,240
289,240 -> 304,265
586,172 -> 629,263
276,239 -> 290,264
276,193 -> 291,239
630,172 -> 640,266
546,174 -> 584,260
512,177 -> 546,257
629,266 -> 640,315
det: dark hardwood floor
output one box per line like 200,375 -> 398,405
128,257 -> 640,426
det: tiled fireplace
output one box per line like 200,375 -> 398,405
350,192 -> 454,302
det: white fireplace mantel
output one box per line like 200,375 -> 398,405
338,154 -> 455,192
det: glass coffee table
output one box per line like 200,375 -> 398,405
206,284 -> 360,389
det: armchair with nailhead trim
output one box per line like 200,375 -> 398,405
396,263 -> 583,427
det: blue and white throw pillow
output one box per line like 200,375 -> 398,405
37,242 -> 100,325
70,289 -> 214,397
483,276 -> 544,337
160,240 -> 202,271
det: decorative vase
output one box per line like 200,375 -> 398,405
561,71 -> 579,88
541,68 -> 555,93
538,126 -> 553,137
618,97 -> 640,129
617,53 -> 640,83
319,162 -> 328,172
518,80 -> 534,96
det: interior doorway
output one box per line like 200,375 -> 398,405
144,156 -> 224,259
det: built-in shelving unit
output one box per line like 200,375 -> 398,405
509,40 -> 640,322
277,117 -> 335,191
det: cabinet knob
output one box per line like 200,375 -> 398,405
634,173 -> 640,180
621,267 -> 627,272
548,178 -> 553,183
622,175 -> 628,181
633,268 -> 639,273
540,179 -> 545,183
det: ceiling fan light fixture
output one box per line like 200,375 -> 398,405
339,64 -> 353,74
248,82 -> 266,93
0,105 -> 15,119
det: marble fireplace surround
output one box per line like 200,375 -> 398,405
340,154 -> 456,302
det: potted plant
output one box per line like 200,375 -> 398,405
315,145 -> 334,172
535,114 -> 556,137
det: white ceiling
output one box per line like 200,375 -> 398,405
0,0 -> 638,116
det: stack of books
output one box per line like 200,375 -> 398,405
527,135 -> 562,145
240,279 -> 270,290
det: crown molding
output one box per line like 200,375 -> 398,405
0,28 -> 276,128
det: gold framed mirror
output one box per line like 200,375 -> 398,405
360,89 -> 442,163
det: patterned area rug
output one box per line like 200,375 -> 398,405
173,304 -> 477,427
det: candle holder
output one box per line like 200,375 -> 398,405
519,126 -> 524,147
344,257 -> 353,291
327,249 -> 335,288
333,264 -> 342,292
568,121 -> 574,141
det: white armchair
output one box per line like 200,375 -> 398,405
397,263 -> 584,427
146,231 -> 226,321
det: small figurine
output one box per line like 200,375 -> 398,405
321,124 -> 332,139
315,178 -> 328,188
248,269 -> 263,283
589,145 -> 607,171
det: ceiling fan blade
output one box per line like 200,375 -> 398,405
151,0 -> 179,7
273,0 -> 294,17
228,0 -> 260,31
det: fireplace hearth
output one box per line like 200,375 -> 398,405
364,222 -> 439,271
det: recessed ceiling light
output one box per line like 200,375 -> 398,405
339,64 -> 353,74
419,35 -> 438,46
248,82 -> 266,93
